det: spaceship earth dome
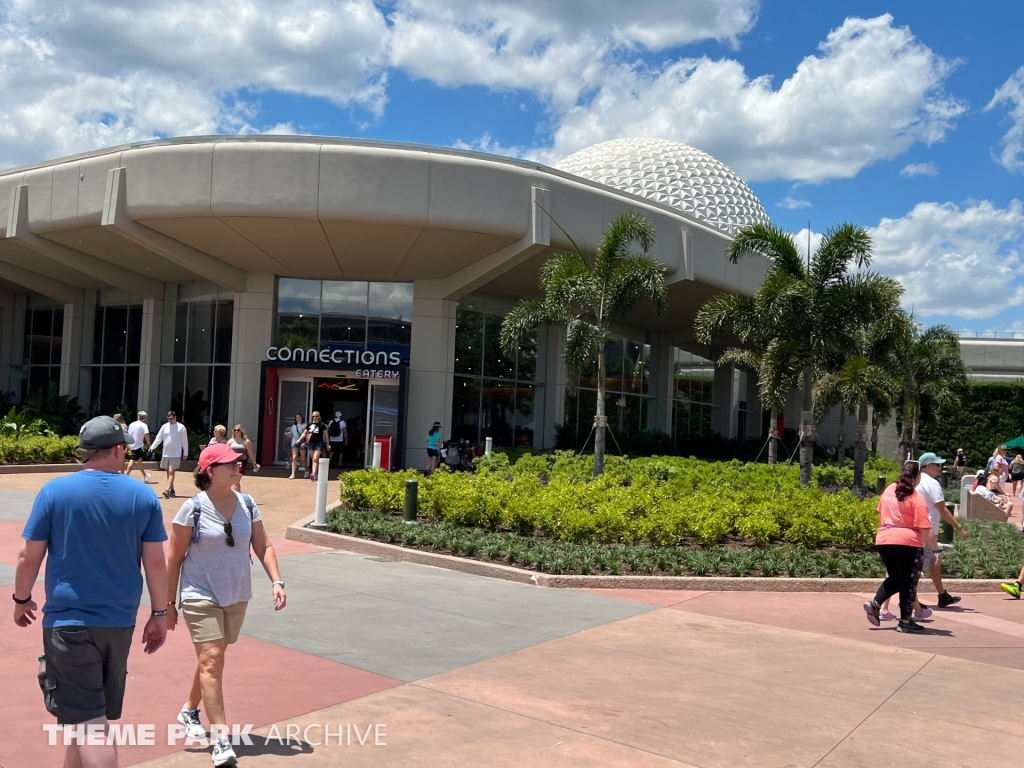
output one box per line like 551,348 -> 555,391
554,137 -> 769,234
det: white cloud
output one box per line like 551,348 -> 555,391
778,196 -> 812,209
0,0 -> 390,166
900,162 -> 938,177
986,66 -> 1024,173
531,15 -> 965,182
869,200 -> 1024,319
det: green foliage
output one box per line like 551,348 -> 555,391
338,453 -> 884,550
21,382 -> 85,436
920,382 -> 1024,469
0,434 -> 80,463
1,407 -> 48,437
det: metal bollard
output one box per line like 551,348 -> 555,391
484,436 -> 493,457
876,475 -> 886,494
404,478 -> 418,523
312,457 -> 330,529
372,440 -> 382,469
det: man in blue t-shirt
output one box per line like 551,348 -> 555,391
13,415 -> 168,768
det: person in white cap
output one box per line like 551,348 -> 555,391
915,452 -> 964,609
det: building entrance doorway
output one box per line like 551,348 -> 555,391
262,364 -> 404,470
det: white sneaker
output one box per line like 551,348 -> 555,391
144,471 -> 153,483
288,474 -> 296,479
177,704 -> 206,740
212,738 -> 237,766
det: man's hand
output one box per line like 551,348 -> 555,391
142,614 -> 167,653
272,584 -> 287,611
166,604 -> 178,631
13,598 -> 37,627
957,525 -> 969,540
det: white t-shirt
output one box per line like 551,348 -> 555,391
152,422 -> 188,458
127,420 -> 149,450
973,486 -> 997,502
916,473 -> 946,533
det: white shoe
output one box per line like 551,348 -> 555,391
288,474 -> 296,479
211,738 -> 237,766
144,472 -> 153,482
177,704 -> 206,740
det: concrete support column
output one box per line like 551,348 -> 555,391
647,341 -> 675,435
538,324 -> 566,449
228,274 -> 274,439
405,281 -> 457,469
137,297 -> 164,416
0,290 -> 14,392
711,362 -> 741,438
59,302 -> 83,397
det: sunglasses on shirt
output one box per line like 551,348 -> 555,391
222,521 -> 234,547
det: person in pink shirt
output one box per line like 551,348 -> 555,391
863,461 -> 937,634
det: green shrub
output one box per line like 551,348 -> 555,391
0,434 -> 80,464
338,453 -> 880,550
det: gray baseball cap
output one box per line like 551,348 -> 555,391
78,416 -> 129,450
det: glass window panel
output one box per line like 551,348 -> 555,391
89,365 -> 102,411
322,281 -> 367,317
28,309 -> 51,364
276,314 -> 319,349
514,384 -> 535,447
21,311 -> 32,364
483,314 -> 514,379
623,341 -> 646,394
50,307 -> 63,366
173,301 -> 188,364
604,336 -> 625,393
100,365 -> 125,415
577,389 -> 597,444
481,379 -> 515,447
182,365 -> 212,435
277,278 -> 320,316
562,388 -> 579,447
168,366 -> 186,421
451,376 -> 481,442
515,325 -> 537,382
78,367 -> 94,411
187,299 -> 215,364
122,366 -> 139,413
213,300 -> 234,363
368,282 -> 412,322
454,309 -> 483,375
102,306 -> 128,364
212,366 -> 231,431
176,282 -> 191,303
320,315 -> 366,345
189,280 -> 219,304
126,306 -> 142,364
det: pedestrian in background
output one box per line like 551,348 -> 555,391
227,424 -> 260,493
125,410 -> 153,483
13,416 -> 168,768
863,460 -> 936,634
151,411 -> 189,498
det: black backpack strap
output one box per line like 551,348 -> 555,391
241,493 -> 255,521
190,495 -> 202,543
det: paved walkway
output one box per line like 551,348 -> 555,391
3,472 -> 1024,767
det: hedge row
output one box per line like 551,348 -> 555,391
0,435 -> 80,464
338,452 -> 896,550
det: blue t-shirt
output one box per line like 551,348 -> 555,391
427,430 -> 441,450
22,470 -> 167,628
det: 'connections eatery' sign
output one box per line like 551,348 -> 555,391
265,346 -> 403,366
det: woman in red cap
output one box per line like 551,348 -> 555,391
164,443 -> 287,767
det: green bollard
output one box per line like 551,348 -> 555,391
876,475 -> 887,494
404,478 -> 418,523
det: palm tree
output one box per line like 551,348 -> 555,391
500,211 -> 667,476
813,278 -> 905,486
724,222 -> 876,485
694,278 -> 803,464
893,320 -> 970,460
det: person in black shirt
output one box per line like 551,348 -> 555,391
302,411 -> 330,482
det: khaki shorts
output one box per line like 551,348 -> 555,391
160,456 -> 181,470
181,600 -> 248,644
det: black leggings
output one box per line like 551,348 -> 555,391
874,544 -> 924,621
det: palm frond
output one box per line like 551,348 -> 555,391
593,211 -> 655,282
810,223 -> 873,289
607,255 -> 668,320
727,223 -> 804,278
499,299 -> 548,358
563,321 -> 603,381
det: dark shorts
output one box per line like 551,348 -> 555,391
427,448 -> 439,458
125,447 -> 142,461
41,625 -> 134,724
308,440 -> 324,453
1012,472 -> 1024,482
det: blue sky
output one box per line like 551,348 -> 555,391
2,1 -> 1023,332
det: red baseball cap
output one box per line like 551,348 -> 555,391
198,443 -> 240,472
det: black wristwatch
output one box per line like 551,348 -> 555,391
12,593 -> 31,605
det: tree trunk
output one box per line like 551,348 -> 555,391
870,411 -> 879,457
897,401 -> 913,462
836,409 -> 846,468
799,366 -> 814,488
767,407 -> 778,465
593,342 -> 606,477
853,397 -> 868,489
911,409 -> 920,460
